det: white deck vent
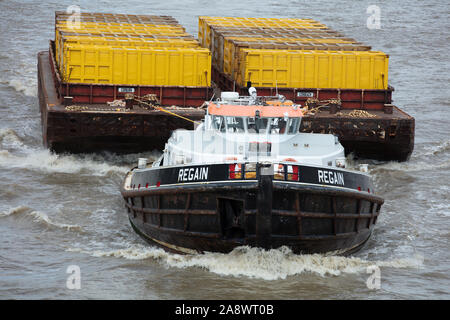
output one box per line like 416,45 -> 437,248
220,92 -> 239,101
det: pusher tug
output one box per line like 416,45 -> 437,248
120,89 -> 384,255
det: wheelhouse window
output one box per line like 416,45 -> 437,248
287,118 -> 300,134
269,118 -> 288,134
247,117 -> 268,133
212,115 -> 226,132
226,117 -> 245,133
209,115 -> 300,135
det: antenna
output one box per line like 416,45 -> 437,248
275,80 -> 278,96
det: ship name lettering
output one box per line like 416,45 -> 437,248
318,170 -> 345,186
178,167 -> 209,182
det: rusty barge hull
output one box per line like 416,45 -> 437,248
301,108 -> 414,162
38,47 -> 414,160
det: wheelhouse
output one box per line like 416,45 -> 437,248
204,99 -> 304,135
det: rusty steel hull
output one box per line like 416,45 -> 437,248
301,108 -> 415,162
121,163 -> 384,255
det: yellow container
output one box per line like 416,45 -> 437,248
222,37 -> 370,77
54,26 -> 192,65
55,11 -> 179,25
212,28 -> 346,42
238,49 -> 388,89
55,24 -> 187,45
55,34 -> 200,65
198,16 -> 332,48
54,30 -> 196,65
62,35 -> 199,49
55,28 -> 190,50
72,18 -> 178,25
60,44 -> 211,86
199,18 -> 351,74
55,24 -> 187,41
226,36 -> 357,44
56,21 -> 185,32
199,16 -> 327,29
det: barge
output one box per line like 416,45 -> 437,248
120,91 -> 384,254
38,44 -> 414,159
37,13 -> 414,160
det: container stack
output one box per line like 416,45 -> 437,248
54,12 -> 211,86
199,17 -> 389,90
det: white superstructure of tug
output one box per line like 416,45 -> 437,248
157,89 -> 346,168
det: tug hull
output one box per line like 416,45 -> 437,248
121,163 -> 383,255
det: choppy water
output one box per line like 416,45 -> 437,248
0,0 -> 449,299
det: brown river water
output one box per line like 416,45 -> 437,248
0,0 -> 448,299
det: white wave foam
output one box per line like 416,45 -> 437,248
0,206 -> 82,231
3,78 -> 37,97
371,140 -> 450,173
28,211 -> 82,231
0,205 -> 31,217
0,149 -> 130,176
67,245 -> 423,280
67,245 -> 169,260
165,246 -> 423,280
345,140 -> 450,174
0,128 -> 23,148
422,140 -> 450,157
370,158 -> 450,173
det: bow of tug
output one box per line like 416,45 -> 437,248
121,161 -> 384,255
